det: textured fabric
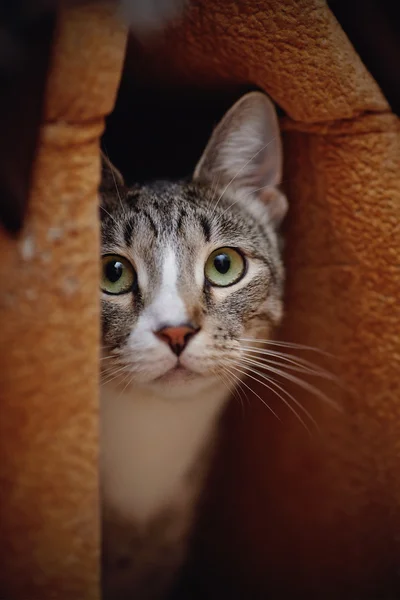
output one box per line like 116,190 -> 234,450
0,5 -> 127,600
127,0 -> 400,597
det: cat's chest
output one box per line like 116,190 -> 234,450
100,384 -> 227,524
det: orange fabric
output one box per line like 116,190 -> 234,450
0,5 -> 127,599
128,0 -> 400,596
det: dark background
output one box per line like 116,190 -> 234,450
0,0 -> 399,235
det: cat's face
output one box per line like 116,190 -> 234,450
100,92 -> 287,398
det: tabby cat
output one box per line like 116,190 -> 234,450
100,91 -> 287,599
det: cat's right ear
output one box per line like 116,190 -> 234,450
100,151 -> 125,200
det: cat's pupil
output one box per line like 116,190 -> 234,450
106,261 -> 123,283
214,254 -> 231,274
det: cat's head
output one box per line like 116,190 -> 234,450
100,92 -> 287,398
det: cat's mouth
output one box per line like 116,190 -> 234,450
155,364 -> 196,384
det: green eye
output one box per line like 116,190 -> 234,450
204,247 -> 246,287
101,255 -> 136,295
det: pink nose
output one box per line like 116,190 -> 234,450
155,324 -> 199,356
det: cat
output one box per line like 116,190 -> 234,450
100,91 -> 288,600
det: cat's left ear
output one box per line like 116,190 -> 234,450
100,151 -> 125,198
193,92 -> 287,226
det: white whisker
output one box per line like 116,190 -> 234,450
116,370 -> 136,400
239,355 -> 340,412
231,372 -> 250,409
101,374 -> 125,387
104,148 -> 127,217
240,346 -> 341,383
206,172 -> 221,212
228,361 -> 314,435
218,368 -> 246,415
101,364 -> 131,387
240,337 -> 335,357
100,205 -> 119,227
222,364 -> 281,422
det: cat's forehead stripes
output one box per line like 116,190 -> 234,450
105,184 -> 215,248
102,181 -> 277,260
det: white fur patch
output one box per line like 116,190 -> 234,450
100,382 -> 228,523
148,246 -> 187,327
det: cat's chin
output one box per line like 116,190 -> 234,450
145,366 -> 219,398
154,365 -> 196,384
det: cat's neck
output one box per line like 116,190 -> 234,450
100,380 -> 230,524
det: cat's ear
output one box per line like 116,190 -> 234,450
193,92 -> 287,226
100,151 -> 125,198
